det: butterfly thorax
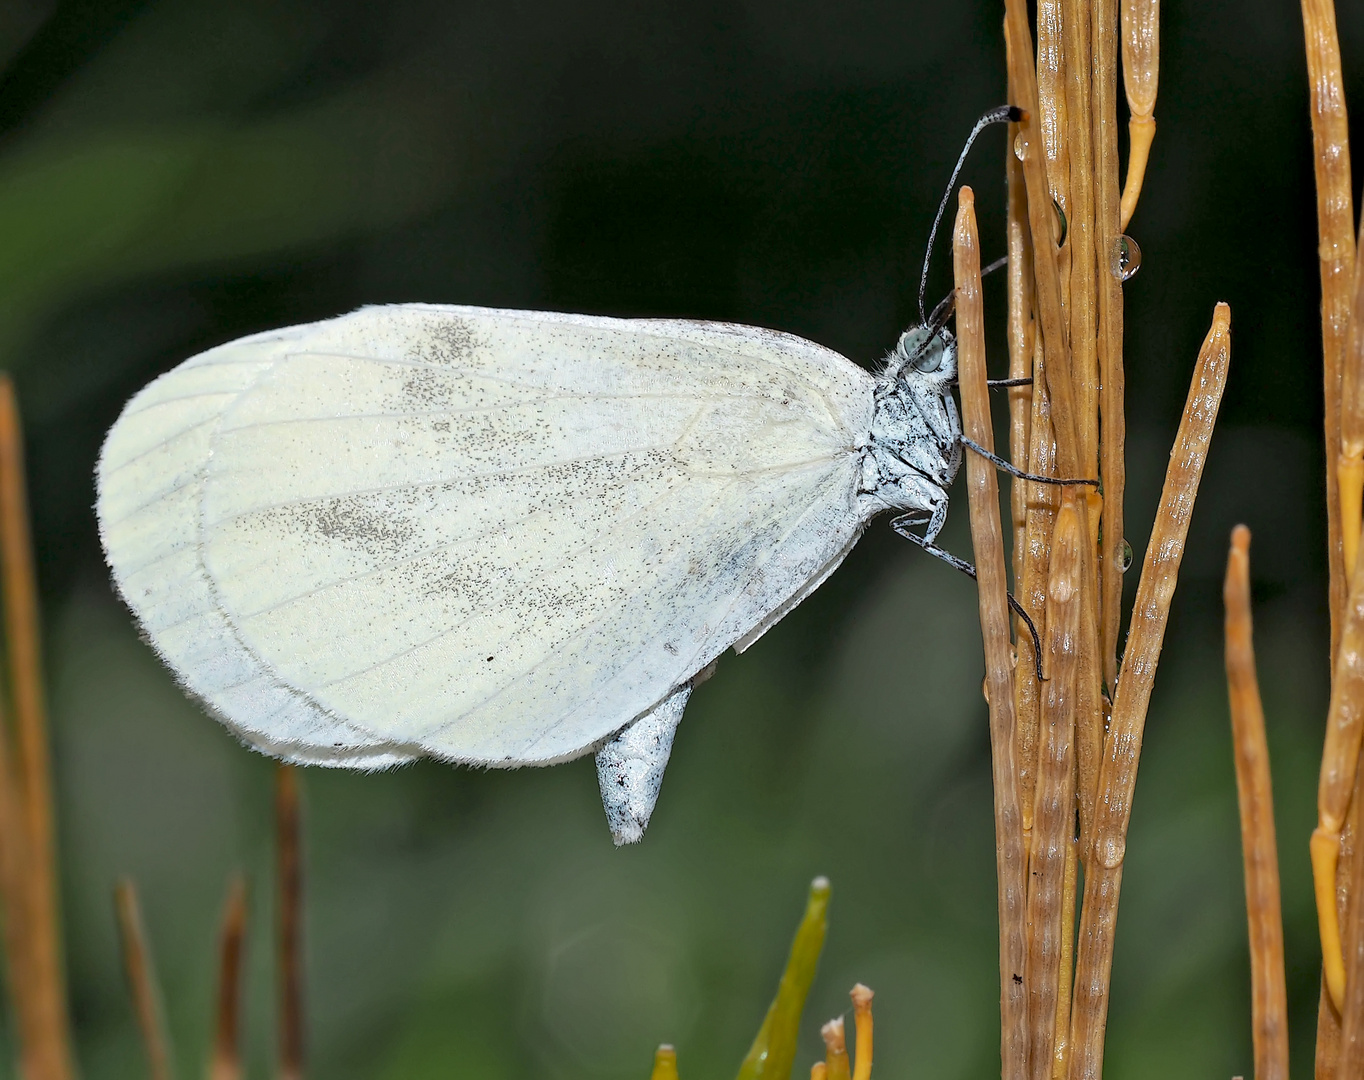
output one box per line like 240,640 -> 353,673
858,325 -> 962,542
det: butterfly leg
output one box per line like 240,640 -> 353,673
958,435 -> 1100,489
596,683 -> 691,845
891,513 -> 1046,682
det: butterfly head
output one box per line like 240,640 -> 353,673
885,323 -> 957,389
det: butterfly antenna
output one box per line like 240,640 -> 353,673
917,105 -> 1023,324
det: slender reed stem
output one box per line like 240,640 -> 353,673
1345,775 -> 1364,1073
0,377 -> 74,1080
1300,0 -> 1355,662
1003,0 -> 1082,478
1037,0 -> 1073,334
1068,304 -> 1231,1080
115,878 -> 175,1080
1302,0 -> 1358,1062
1063,0 -> 1098,479
277,764 -> 305,1080
1224,527 -> 1290,1080
1027,497 -> 1082,1080
1340,207 -> 1364,581
210,875 -> 248,1080
1052,836 -> 1078,1080
1006,46 -> 1036,596
955,185 -> 1028,1080
1117,0 -> 1159,229
0,689 -> 37,1076
1093,0 -> 1127,701
1311,529 -> 1364,1013
1019,339 -> 1060,844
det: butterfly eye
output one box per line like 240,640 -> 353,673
899,327 -> 944,373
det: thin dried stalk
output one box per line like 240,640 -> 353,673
1019,342 -> 1060,838
1068,304 -> 1231,1080
277,764 -> 305,1080
1052,836 -> 1078,1080
0,691 -> 37,1077
1311,525 -> 1364,1013
1060,0 -> 1106,863
0,376 -> 74,1080
1006,49 -> 1036,594
1224,527 -> 1290,1080
1004,0 -> 1082,478
1323,788 -> 1361,1080
1301,0 -> 1355,661
1027,496 -> 1082,1080
1345,768 -> 1364,1073
115,878 -> 175,1080
1093,0 -> 1127,699
1304,0 -> 1359,1061
955,186 -> 1028,1080
1063,0 -> 1098,478
1118,0 -> 1159,229
209,875 -> 247,1080
1340,208 -> 1364,580
1037,0 -> 1073,323
810,1065 -> 828,1080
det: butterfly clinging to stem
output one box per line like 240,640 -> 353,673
96,104 -> 1090,844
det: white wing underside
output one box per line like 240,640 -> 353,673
97,305 -> 875,767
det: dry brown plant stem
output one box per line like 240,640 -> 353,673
1018,336 -> 1060,844
1062,0 -> 1098,478
1300,0 -> 1356,1069
0,701 -> 35,1074
1224,527 -> 1290,1080
1027,497 -> 1082,1080
115,879 -> 176,1080
1006,49 -> 1036,595
1301,0 -> 1355,660
954,186 -> 1027,1080
1117,0 -> 1159,229
1340,209 -> 1364,580
1003,0 -> 1081,478
1312,535 -> 1364,1013
277,764 -> 306,1080
0,376 -> 75,1080
1056,0 -> 1108,875
1345,770 -> 1364,1073
1067,304 -> 1231,1080
1052,837 -> 1078,1080
1091,0 -> 1127,699
210,875 -> 248,1080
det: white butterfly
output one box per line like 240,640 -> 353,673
96,302 -> 964,843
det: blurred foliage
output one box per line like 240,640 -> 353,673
0,0 -> 1357,1078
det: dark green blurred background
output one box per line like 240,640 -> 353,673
1,0 -> 1357,1076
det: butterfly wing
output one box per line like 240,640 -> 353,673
96,327 -> 418,767
101,304 -> 876,766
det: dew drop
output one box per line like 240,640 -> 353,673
1119,539 -> 1133,572
1013,132 -> 1028,161
1052,198 -> 1068,247
1111,234 -> 1142,281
